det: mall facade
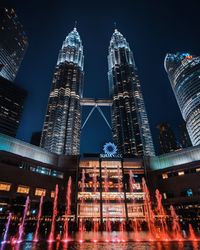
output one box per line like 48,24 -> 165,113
0,133 -> 200,227
77,156 -> 145,225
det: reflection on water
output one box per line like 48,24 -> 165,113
1,241 -> 200,250
0,232 -> 200,250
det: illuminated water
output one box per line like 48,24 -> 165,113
1,177 -> 199,249
1,240 -> 199,250
1,233 -> 199,250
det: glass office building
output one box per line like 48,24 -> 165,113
0,8 -> 28,81
157,122 -> 178,154
0,77 -> 26,137
164,53 -> 200,146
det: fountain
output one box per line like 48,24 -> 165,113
142,178 -> 157,239
17,196 -> 30,243
170,205 -> 183,240
129,170 -> 135,194
189,224 -> 197,241
92,164 -> 99,235
33,195 -> 44,242
1,213 -> 12,244
117,165 -> 125,232
79,169 -> 85,233
48,184 -> 59,242
0,174 -> 199,247
103,166 -> 111,232
188,223 -> 199,249
155,189 -> 169,240
63,177 -> 72,242
129,171 -> 141,240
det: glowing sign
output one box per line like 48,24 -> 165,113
100,142 -> 122,158
103,142 -> 117,156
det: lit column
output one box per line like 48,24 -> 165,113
99,158 -> 103,229
121,159 -> 129,222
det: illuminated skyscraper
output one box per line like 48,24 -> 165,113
157,122 -> 178,154
108,29 -> 155,157
41,28 -> 84,155
0,76 -> 26,137
164,52 -> 200,146
178,123 -> 192,148
0,8 -> 28,81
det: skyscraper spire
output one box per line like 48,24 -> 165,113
114,21 -> 117,30
40,27 -> 84,155
108,30 -> 155,157
57,27 -> 84,69
74,20 -> 77,29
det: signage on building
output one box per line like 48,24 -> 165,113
100,142 -> 122,158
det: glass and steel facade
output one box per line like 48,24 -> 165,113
0,8 -> 28,81
108,29 -> 155,157
77,157 -> 145,224
164,52 -> 200,146
0,77 -> 26,137
41,28 -> 84,155
149,143 -> 200,170
157,122 -> 178,154
178,123 -> 192,148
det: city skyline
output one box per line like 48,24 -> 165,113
5,0 -> 200,154
1,1 -> 200,243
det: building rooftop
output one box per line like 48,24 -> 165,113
149,146 -> 200,170
0,133 -> 58,166
1,133 -> 200,171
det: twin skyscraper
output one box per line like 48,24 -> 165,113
40,27 -> 155,157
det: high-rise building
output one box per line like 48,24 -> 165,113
40,28 -> 84,155
30,131 -> 42,146
108,29 -> 154,157
178,123 -> 192,149
0,8 -> 28,81
0,76 -> 26,137
157,122 -> 178,154
164,52 -> 200,146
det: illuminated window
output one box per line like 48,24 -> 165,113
162,173 -> 168,179
17,185 -> 29,194
178,171 -> 184,176
163,193 -> 167,199
78,192 -> 100,200
196,168 -> 200,172
51,191 -> 55,198
35,188 -> 46,196
0,182 -> 11,191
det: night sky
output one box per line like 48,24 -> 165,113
4,0 -> 200,155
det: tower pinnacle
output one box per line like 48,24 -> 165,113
74,20 -> 77,30
114,21 -> 117,31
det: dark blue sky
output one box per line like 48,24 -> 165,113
5,0 -> 200,154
